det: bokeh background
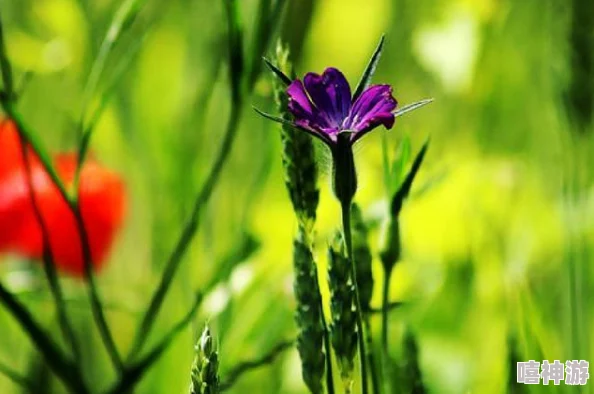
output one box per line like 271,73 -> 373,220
0,0 -> 593,393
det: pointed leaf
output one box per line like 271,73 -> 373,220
389,135 -> 410,195
253,106 -> 295,127
390,139 -> 430,216
352,35 -> 385,101
394,98 -> 434,118
263,57 -> 292,86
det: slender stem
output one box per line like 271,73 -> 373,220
381,266 -> 393,394
18,135 -> 82,365
0,283 -> 89,394
363,316 -> 381,394
126,102 -> 244,361
72,205 -> 124,372
75,0 -> 145,187
381,267 -> 392,351
3,102 -> 123,373
107,292 -> 203,394
341,201 -> 369,394
0,359 -> 32,390
368,302 -> 402,315
320,297 -> 336,394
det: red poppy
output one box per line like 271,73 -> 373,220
0,119 -> 125,276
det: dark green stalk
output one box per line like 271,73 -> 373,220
72,207 -> 124,372
0,68 -> 121,375
0,283 -> 88,394
363,317 -> 380,394
320,296 -> 336,394
0,20 -> 88,385
350,204 -> 378,394
380,217 -> 399,354
108,292 -> 203,394
567,0 -> 594,132
340,201 -> 369,394
19,136 -> 82,366
369,302 -> 402,315
0,103 -> 70,203
0,17 -> 14,99
381,266 -> 393,352
380,261 -> 394,394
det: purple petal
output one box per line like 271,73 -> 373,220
293,119 -> 340,143
287,80 -> 314,119
345,84 -> 397,142
287,78 -> 344,143
303,68 -> 352,128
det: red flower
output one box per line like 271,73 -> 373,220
0,120 -> 126,276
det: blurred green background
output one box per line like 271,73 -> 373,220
0,0 -> 593,393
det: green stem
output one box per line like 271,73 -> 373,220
72,206 -> 124,372
0,283 -> 89,394
320,298 -> 336,394
1,104 -> 118,370
75,0 -> 146,188
19,136 -> 82,365
381,266 -> 393,394
341,201 -> 369,394
108,292 -> 203,394
381,267 -> 392,351
363,316 -> 381,394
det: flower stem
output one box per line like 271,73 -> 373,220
72,205 -> 124,372
0,283 -> 89,394
320,298 -> 336,394
19,136 -> 82,366
363,316 -> 381,394
381,266 -> 392,351
341,201 -> 369,394
381,265 -> 393,394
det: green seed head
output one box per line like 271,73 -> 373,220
190,325 -> 220,394
293,230 -> 326,394
327,235 -> 357,386
351,203 -> 374,311
273,43 -> 320,233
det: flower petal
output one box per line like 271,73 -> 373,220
287,80 -> 318,122
0,120 -> 26,179
345,84 -> 397,141
287,79 -> 340,143
303,67 -> 352,128
0,132 -> 126,277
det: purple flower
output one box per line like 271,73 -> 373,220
286,67 -> 398,146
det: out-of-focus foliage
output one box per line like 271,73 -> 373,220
0,0 -> 593,393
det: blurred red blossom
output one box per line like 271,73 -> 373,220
0,119 -> 126,276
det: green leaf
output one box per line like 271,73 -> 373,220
390,139 -> 430,216
352,34 -> 385,101
253,106 -> 295,126
394,98 -> 434,118
389,135 -> 411,195
263,57 -> 292,86
223,0 -> 245,102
